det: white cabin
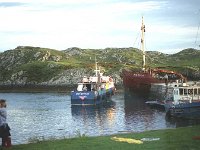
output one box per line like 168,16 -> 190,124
173,84 -> 200,104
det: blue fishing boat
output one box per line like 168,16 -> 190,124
164,82 -> 200,118
71,60 -> 115,105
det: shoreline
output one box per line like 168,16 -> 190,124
0,85 -> 123,93
0,85 -> 75,93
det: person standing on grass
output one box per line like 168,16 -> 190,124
0,99 -> 11,148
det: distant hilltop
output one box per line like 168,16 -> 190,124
0,46 -> 200,89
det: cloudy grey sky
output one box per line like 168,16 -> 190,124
0,0 -> 200,53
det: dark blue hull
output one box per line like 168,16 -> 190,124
166,102 -> 200,119
71,88 -> 114,105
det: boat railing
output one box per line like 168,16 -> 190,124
178,92 -> 200,103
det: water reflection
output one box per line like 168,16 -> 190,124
123,90 -> 167,132
165,115 -> 200,128
71,101 -> 116,128
71,101 -> 118,136
71,101 -> 116,117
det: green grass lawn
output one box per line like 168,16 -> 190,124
7,125 -> 200,150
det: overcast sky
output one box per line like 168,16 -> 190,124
0,0 -> 200,53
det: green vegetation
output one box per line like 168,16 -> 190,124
8,125 -> 200,150
18,62 -> 62,82
0,46 -> 200,83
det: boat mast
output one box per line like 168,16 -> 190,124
94,56 -> 100,76
195,9 -> 200,48
141,16 -> 146,71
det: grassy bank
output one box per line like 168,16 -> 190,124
8,125 -> 200,150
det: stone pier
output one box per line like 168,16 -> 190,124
149,83 -> 175,100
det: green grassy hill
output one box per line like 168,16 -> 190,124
0,46 -> 199,85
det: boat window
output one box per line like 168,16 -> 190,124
184,89 -> 188,95
86,84 -> 91,91
198,88 -> 200,94
77,84 -> 83,91
179,89 -> 183,95
188,89 -> 193,95
194,88 -> 197,95
82,85 -> 87,91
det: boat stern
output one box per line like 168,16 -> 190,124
71,91 -> 97,105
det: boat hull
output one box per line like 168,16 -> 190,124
165,102 -> 200,119
122,68 -> 184,94
122,70 -> 165,94
71,88 -> 114,105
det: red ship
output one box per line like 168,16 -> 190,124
122,17 -> 186,93
122,68 -> 186,93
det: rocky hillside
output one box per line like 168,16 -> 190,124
0,46 -> 200,88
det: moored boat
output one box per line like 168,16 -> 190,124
71,60 -> 115,105
164,82 -> 200,118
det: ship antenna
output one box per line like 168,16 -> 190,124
141,16 -> 146,71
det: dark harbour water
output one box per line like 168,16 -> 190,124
1,90 -> 200,145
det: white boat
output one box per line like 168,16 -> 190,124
164,82 -> 200,118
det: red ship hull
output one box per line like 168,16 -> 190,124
122,69 -> 184,94
122,71 -> 163,94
